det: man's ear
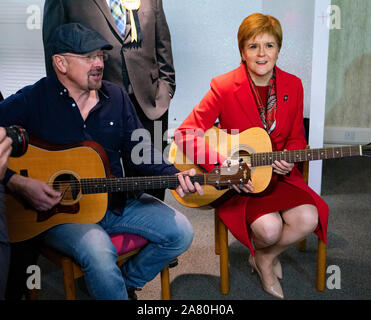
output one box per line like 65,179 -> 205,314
52,54 -> 68,74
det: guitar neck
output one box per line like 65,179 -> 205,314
81,175 -> 205,194
251,145 -> 362,167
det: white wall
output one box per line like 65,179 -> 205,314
262,0 -> 315,118
164,0 -> 263,129
0,0 -> 45,98
307,0 -> 331,194
165,0 -> 318,129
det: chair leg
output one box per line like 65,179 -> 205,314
160,265 -> 170,300
316,239 -> 327,291
28,289 -> 38,300
298,238 -> 307,252
217,216 -> 229,295
61,258 -> 76,300
215,213 -> 220,255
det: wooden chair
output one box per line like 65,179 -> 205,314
296,153 -> 327,291
214,151 -> 327,294
30,233 -> 171,300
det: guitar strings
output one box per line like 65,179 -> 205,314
46,175 -> 206,190
46,172 -> 245,192
39,145 -> 360,192
251,145 -> 361,166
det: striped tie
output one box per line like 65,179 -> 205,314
109,0 -> 127,37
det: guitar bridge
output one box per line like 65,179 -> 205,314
36,203 -> 80,222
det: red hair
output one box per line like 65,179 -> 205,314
238,13 -> 283,59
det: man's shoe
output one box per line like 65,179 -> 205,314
168,258 -> 178,268
127,286 -> 141,300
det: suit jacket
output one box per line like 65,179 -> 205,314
176,64 -> 328,254
42,0 -> 175,120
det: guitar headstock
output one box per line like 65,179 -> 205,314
362,144 -> 371,158
205,163 -> 251,189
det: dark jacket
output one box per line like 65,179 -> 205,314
42,0 -> 175,120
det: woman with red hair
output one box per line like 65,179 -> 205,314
175,13 -> 328,299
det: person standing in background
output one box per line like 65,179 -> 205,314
42,0 -> 175,201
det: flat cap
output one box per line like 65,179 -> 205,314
50,23 -> 113,55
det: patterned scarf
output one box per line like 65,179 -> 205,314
245,64 -> 277,134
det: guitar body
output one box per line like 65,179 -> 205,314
6,141 -> 109,242
168,126 -> 273,208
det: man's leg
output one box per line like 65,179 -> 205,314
100,193 -> 193,288
42,222 -> 128,300
0,187 -> 10,299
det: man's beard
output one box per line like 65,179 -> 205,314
87,67 -> 104,90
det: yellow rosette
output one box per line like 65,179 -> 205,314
121,0 -> 141,42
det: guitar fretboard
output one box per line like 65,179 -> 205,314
251,145 -> 362,167
81,175 -> 205,194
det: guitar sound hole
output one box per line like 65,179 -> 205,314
53,174 -> 80,201
231,150 -> 251,164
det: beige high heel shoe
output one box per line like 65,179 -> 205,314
273,258 -> 283,280
251,239 -> 282,279
248,255 -> 284,299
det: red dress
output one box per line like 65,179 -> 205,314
241,85 -> 316,225
175,65 -> 328,255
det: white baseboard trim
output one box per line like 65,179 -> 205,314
324,126 -> 371,145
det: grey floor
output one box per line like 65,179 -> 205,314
36,156 -> 371,300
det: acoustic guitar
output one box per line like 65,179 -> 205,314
5,138 -> 250,242
168,126 -> 371,208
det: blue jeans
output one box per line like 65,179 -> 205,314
42,193 -> 194,300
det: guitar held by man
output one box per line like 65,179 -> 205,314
6,138 -> 250,242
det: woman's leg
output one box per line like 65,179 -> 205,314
258,204 -> 318,258
250,204 -> 318,285
250,212 -> 283,285
251,212 -> 283,249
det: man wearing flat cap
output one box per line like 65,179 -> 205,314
0,23 -> 200,300
43,0 -> 175,203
